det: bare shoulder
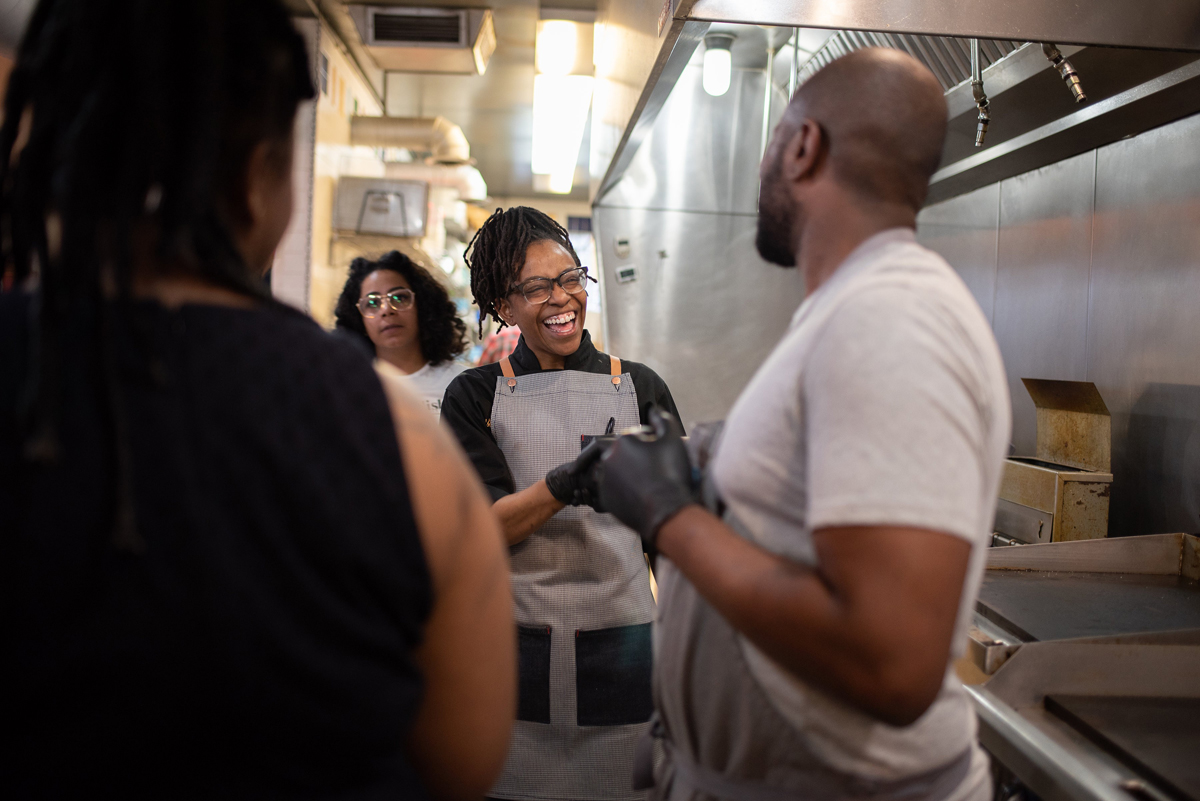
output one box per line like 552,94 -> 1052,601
374,361 -> 499,585
376,361 -> 449,449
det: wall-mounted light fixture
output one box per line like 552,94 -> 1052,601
532,18 -> 594,194
703,33 -> 736,97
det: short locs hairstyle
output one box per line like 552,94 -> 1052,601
334,251 -> 468,366
464,206 -> 581,336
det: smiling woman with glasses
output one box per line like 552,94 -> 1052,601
441,206 -> 683,801
335,250 -> 468,415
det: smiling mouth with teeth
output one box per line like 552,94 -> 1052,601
543,310 -> 577,334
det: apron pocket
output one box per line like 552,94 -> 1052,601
517,625 -> 552,724
575,622 -> 654,726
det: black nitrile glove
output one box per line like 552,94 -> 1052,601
545,440 -> 607,508
597,408 -> 696,554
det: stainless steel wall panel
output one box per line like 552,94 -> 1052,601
595,205 -> 804,427
992,153 -> 1096,456
592,19 -> 710,202
1088,114 -> 1200,536
601,58 -> 775,215
923,111 -> 1200,537
917,183 -> 1000,324
590,0 -> 690,201
596,38 -> 803,428
596,20 -> 1200,536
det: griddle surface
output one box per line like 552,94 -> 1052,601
1045,695 -> 1200,801
977,571 -> 1200,641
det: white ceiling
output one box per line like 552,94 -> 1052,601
295,0 -> 594,201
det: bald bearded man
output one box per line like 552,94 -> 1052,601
596,49 -> 1010,801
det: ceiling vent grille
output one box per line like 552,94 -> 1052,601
369,9 -> 467,47
351,6 -> 495,74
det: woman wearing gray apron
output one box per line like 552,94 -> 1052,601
443,207 -> 682,801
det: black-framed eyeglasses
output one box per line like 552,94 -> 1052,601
358,289 -> 415,317
508,266 -> 595,305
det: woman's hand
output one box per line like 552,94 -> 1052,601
494,444 -> 608,546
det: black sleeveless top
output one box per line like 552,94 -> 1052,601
0,292 -> 433,800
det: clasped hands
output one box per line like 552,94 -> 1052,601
543,408 -> 699,555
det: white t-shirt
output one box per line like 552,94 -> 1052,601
401,360 -> 466,416
711,228 -> 1010,793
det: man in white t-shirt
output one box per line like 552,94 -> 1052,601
596,48 -> 1010,801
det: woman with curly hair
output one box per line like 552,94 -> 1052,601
335,251 -> 468,414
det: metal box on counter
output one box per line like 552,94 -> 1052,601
994,379 -> 1113,544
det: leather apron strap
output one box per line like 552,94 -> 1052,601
500,356 -> 517,392
502,354 -> 622,387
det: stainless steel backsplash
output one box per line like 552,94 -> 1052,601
597,44 -> 1200,538
919,114 -> 1200,537
595,52 -> 806,429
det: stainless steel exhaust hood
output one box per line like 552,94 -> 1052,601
684,0 -> 1200,52
592,0 -> 1200,204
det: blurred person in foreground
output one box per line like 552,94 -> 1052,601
0,1 -> 513,798
335,250 -> 468,416
596,49 -> 1010,801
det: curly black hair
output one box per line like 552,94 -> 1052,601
464,206 -> 581,336
334,251 -> 468,366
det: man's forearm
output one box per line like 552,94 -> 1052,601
656,506 -> 940,726
493,480 -> 564,546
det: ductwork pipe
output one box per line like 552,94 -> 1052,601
350,115 -> 471,165
383,162 -> 488,203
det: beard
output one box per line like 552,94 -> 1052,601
755,162 -> 798,268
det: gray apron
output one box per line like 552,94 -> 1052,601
644,518 -> 974,801
490,355 -> 656,801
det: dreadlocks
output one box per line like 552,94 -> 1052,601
464,206 -> 581,336
0,0 -> 314,548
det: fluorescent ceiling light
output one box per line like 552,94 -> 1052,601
533,19 -> 593,194
532,73 -> 593,194
536,20 -> 578,75
703,33 -> 735,97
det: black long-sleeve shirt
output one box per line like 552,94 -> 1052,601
441,331 -> 681,501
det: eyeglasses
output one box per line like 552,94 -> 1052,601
508,266 -> 595,305
358,289 -> 415,317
